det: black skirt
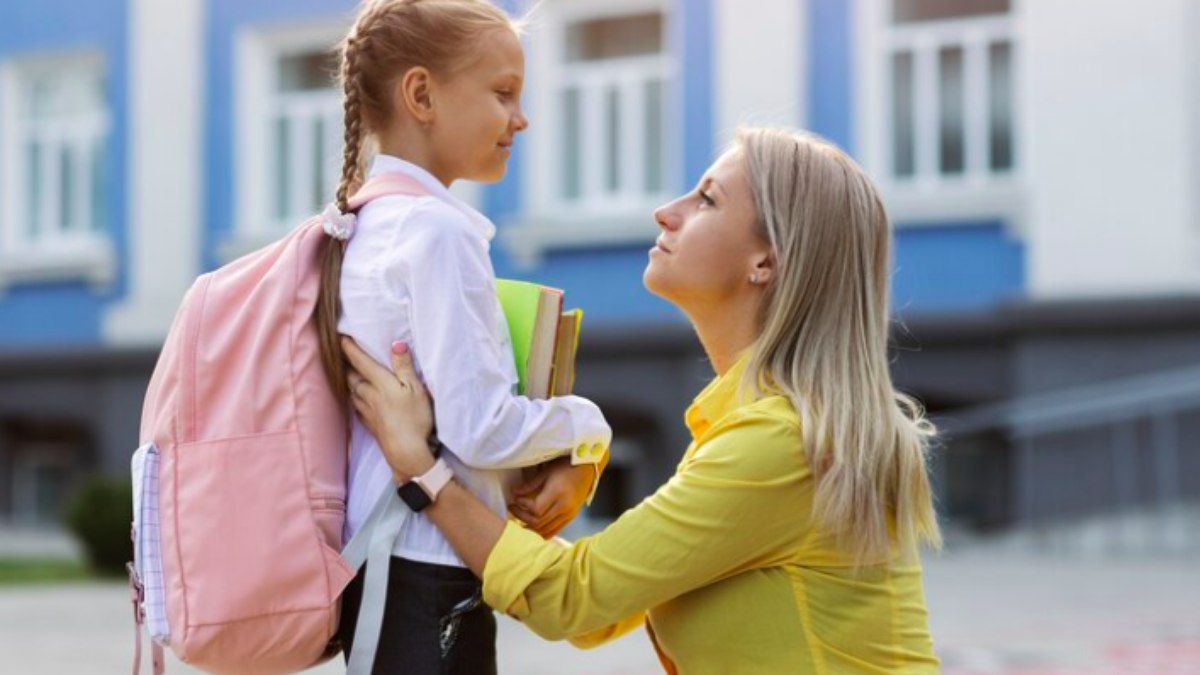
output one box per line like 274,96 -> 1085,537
337,556 -> 498,675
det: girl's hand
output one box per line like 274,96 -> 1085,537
342,337 -> 436,482
509,457 -> 598,538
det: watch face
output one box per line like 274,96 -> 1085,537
397,482 -> 432,512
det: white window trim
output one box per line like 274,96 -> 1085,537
226,19 -> 348,263
854,0 -> 1028,230
504,0 -> 678,268
0,53 -> 115,290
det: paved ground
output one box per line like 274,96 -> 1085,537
3,512 -> 1199,673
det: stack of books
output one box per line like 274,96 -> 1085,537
496,279 -> 583,399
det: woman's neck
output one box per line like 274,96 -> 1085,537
685,295 -> 760,377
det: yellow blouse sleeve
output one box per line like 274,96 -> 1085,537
482,408 -> 811,641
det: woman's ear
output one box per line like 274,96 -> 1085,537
749,253 -> 775,286
394,66 -> 435,124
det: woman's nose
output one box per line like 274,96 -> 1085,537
654,202 -> 680,231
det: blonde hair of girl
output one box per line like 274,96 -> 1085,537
737,127 -> 942,565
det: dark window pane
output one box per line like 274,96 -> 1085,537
279,52 -> 337,92
27,142 -> 41,238
891,52 -> 916,178
567,13 -> 663,61
989,41 -> 1013,171
313,116 -> 326,212
939,46 -> 965,175
91,136 -> 106,232
35,465 -> 71,524
606,87 -> 620,192
274,116 -> 290,220
60,146 -> 74,232
893,0 -> 1009,23
561,88 -> 581,200
644,79 -> 664,193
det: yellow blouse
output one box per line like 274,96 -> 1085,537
483,356 -> 940,674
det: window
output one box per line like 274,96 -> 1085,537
556,11 -> 672,207
504,0 -> 677,265
11,444 -> 78,526
0,54 -> 114,286
270,51 -> 341,230
230,22 -> 346,260
885,0 -> 1015,183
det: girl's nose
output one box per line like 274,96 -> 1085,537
512,108 -> 529,132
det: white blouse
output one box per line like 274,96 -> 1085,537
338,155 -> 611,567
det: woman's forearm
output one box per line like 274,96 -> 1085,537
425,480 -> 506,577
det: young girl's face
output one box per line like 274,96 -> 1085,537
429,28 -> 528,183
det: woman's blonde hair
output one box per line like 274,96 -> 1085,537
737,127 -> 941,564
317,0 -> 521,405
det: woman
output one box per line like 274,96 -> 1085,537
342,127 -> 943,673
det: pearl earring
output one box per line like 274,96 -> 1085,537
749,273 -> 759,284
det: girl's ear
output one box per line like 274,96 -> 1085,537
394,66 -> 435,124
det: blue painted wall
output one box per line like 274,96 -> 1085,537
893,223 -> 1025,313
809,0 -> 855,154
0,0 -> 129,346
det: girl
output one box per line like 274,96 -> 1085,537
315,1 -> 611,672
345,128 -> 944,673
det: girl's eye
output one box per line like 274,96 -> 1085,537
698,189 -> 715,207
496,90 -> 513,100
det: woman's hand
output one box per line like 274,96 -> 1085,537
510,457 -> 599,539
342,337 -> 435,482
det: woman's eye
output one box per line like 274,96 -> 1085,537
698,190 -> 715,207
496,90 -> 513,100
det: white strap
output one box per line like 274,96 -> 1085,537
342,487 -> 411,675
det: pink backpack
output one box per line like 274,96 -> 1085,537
129,174 -> 431,675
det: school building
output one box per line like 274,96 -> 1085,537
1,0 -> 1198,532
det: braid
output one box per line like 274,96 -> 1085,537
336,33 -> 369,212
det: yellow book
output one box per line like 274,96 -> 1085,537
552,309 -> 582,396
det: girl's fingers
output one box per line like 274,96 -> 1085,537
534,498 -> 560,526
512,472 -> 548,498
532,487 -> 559,518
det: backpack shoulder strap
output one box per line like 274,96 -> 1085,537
347,172 -> 432,211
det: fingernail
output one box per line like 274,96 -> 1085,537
392,341 -> 409,355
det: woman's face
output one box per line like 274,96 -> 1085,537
644,147 -> 770,309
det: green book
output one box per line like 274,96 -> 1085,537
496,279 -> 581,399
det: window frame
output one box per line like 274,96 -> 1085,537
0,52 -> 115,289
227,20 -> 347,262
505,0 -> 679,266
10,442 -> 78,527
854,0 -> 1026,228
